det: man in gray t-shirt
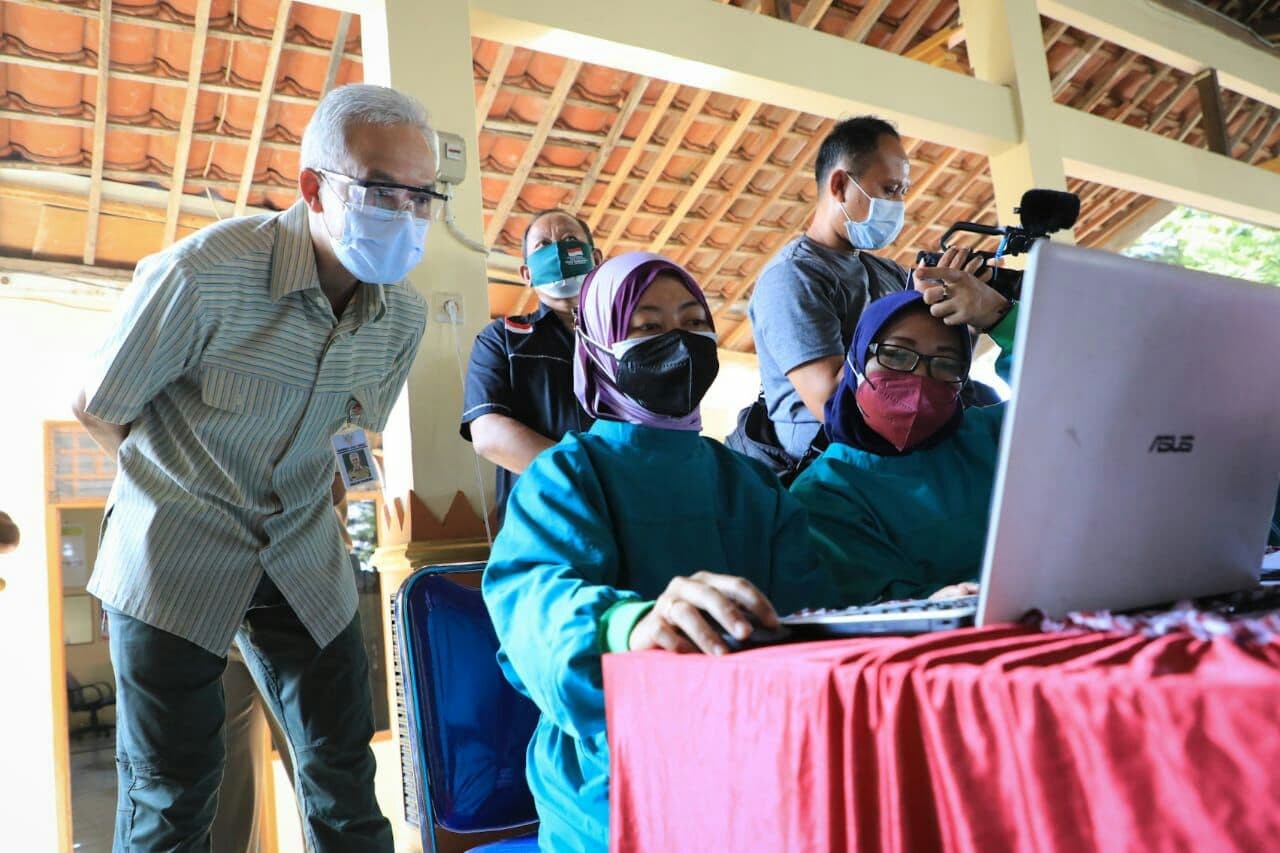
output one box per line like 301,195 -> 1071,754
749,117 -> 1009,460
751,232 -> 907,458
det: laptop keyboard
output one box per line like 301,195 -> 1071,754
780,594 -> 979,636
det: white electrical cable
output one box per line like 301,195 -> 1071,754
444,298 -> 495,547
441,193 -> 491,255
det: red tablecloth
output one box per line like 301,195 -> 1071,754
603,625 -> 1280,852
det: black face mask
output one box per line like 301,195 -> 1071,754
614,330 -> 720,418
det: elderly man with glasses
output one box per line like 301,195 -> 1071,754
71,84 -> 433,852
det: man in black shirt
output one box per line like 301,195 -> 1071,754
461,210 -> 602,523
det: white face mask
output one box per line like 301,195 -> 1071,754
839,177 -> 905,251
329,205 -> 429,285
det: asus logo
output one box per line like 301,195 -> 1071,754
1149,434 -> 1195,453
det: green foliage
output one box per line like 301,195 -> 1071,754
1123,207 -> 1280,286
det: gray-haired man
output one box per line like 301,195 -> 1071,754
72,84 -> 434,851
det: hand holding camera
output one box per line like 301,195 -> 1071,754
914,246 -> 1011,331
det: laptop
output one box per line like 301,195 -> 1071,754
779,241 -> 1280,639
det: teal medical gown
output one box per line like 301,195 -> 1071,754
482,419 -> 831,851
790,401 -> 1005,604
790,316 -> 1016,605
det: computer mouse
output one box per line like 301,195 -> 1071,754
706,610 -> 793,652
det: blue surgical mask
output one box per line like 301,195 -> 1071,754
839,177 -> 905,250
527,238 -> 596,299
329,204 -> 429,285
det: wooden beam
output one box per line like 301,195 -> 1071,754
904,25 -> 963,62
646,100 -> 760,254
1043,20 -> 1071,49
475,43 -> 515,134
1076,50 -> 1140,112
1092,198 -> 1175,250
0,177 -> 221,230
162,0 -> 212,247
884,0 -> 945,55
1057,103 -> 1280,228
599,90 -> 712,254
0,47 -> 318,106
566,75 -> 649,217
887,148 -> 965,250
471,0 -> 1018,153
641,0 -> 838,257
5,159 -> 281,197
1174,90 -> 1246,147
0,107 -> 301,152
1193,68 -> 1230,155
83,0 -> 112,265
1146,75 -> 1197,132
1229,101 -> 1269,150
1051,35 -> 1105,96
484,60 -> 583,245
1040,0 -> 1280,112
585,82 -> 680,231
794,0 -> 836,29
843,0 -> 892,42
0,254 -> 135,283
674,110 -> 801,265
1113,66 -> 1172,123
233,0 -> 292,217
322,12 -> 352,96
707,123 -> 830,318
1,0 -> 357,60
1244,110 -> 1280,162
722,313 -> 754,349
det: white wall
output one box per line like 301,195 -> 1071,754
0,293 -> 116,850
701,348 -> 761,442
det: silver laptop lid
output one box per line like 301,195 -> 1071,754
977,242 -> 1280,626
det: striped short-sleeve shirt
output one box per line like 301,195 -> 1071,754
84,201 -> 427,654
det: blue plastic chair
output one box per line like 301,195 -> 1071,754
392,562 -> 541,852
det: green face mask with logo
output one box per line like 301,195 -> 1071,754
527,238 -> 595,299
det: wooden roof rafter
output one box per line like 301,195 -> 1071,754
705,122 -> 832,320
584,82 -> 680,232
234,0 -> 293,217
474,43 -> 515,134
566,76 -> 650,217
83,0 -> 112,264
322,12 -> 352,97
163,0 -> 213,247
3,0 -> 362,61
598,89 -> 713,255
484,58 -> 584,246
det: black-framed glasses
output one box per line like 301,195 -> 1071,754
867,343 -> 968,384
318,169 -> 448,221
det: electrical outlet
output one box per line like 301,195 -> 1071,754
433,292 -> 464,325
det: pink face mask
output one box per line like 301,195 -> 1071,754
854,371 -> 960,452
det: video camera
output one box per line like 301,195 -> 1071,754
915,188 -> 1081,302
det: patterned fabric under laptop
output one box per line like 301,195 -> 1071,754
1035,587 -> 1280,647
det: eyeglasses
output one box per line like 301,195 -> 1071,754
867,343 -> 968,384
318,169 -> 448,221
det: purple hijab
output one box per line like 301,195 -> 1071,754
574,252 -> 715,431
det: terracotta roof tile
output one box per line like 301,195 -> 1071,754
2,0 -> 1276,347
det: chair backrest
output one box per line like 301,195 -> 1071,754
392,563 -> 539,841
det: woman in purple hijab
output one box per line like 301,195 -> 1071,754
483,252 -> 835,851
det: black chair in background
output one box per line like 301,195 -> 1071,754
67,673 -> 115,738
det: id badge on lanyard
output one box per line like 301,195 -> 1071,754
333,428 -> 379,490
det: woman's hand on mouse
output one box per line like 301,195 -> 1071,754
628,571 -> 779,656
